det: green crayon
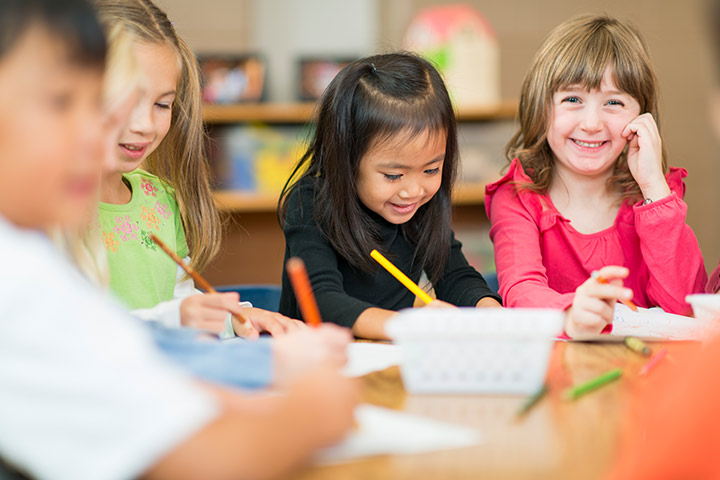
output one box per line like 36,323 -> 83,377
564,368 -> 622,401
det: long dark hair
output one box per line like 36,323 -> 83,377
279,52 -> 458,285
0,0 -> 106,67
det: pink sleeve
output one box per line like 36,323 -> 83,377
634,169 -> 707,315
487,181 -> 574,310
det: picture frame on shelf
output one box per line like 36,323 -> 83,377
200,54 -> 266,104
297,56 -> 355,101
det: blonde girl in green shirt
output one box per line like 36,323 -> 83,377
95,0 -> 301,337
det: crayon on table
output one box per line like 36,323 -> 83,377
370,249 -> 434,305
639,348 -> 668,376
624,337 -> 652,356
564,368 -> 622,400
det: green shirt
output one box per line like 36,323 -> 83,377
99,169 -> 189,309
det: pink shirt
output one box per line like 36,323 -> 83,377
485,158 -> 707,315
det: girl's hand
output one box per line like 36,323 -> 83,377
565,266 -> 633,338
230,307 -> 306,339
272,324 -> 352,386
180,293 -> 306,339
180,292 -> 244,334
476,297 -> 502,308
425,299 -> 456,309
622,113 -> 670,201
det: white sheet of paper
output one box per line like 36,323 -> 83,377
314,405 -> 482,465
341,342 -> 404,377
571,303 -> 707,341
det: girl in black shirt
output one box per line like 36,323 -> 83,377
278,53 -> 501,339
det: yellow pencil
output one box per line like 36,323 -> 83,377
370,249 -> 433,305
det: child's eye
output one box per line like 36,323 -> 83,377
155,102 -> 172,109
607,99 -> 625,107
561,96 -> 580,104
424,167 -> 441,175
384,173 -> 402,181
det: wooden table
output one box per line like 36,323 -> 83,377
293,341 -> 698,480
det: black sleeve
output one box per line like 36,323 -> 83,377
282,182 -> 376,328
433,231 -> 502,306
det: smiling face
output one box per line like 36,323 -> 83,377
547,68 -> 641,179
115,41 -> 178,172
356,129 -> 446,224
0,26 -> 103,229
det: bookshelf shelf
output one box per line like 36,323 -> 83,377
212,183 -> 487,213
203,100 -> 517,124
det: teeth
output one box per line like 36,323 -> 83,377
573,139 -> 604,148
122,144 -> 143,151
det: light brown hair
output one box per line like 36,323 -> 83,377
507,15 -> 667,202
95,0 -> 220,272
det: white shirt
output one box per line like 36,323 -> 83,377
0,218 -> 219,480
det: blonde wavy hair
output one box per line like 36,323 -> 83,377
506,15 -> 667,202
95,0 -> 221,273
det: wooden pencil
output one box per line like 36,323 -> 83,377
150,233 -> 247,325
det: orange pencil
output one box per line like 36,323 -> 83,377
591,271 -> 638,312
150,233 -> 248,326
286,257 -> 322,327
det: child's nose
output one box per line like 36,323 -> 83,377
580,107 -> 603,132
399,182 -> 423,199
128,104 -> 153,135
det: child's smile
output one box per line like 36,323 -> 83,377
356,129 -> 446,224
388,201 -> 419,215
119,142 -> 150,160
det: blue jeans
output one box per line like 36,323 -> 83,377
146,322 -> 273,389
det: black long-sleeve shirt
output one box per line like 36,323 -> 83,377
279,178 -> 501,327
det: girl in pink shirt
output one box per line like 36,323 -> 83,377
485,15 -> 707,338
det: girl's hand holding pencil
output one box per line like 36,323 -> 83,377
152,234 -> 306,339
565,265 -> 635,339
180,293 -> 305,338
179,292 -> 250,334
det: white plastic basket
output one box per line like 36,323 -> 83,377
385,307 -> 564,394
686,294 -> 720,339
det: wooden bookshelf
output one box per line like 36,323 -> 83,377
213,190 -> 279,213
203,100 -> 517,124
212,183 -> 488,213
203,103 -> 317,124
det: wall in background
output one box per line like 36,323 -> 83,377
158,0 -> 720,272
379,0 -> 720,272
